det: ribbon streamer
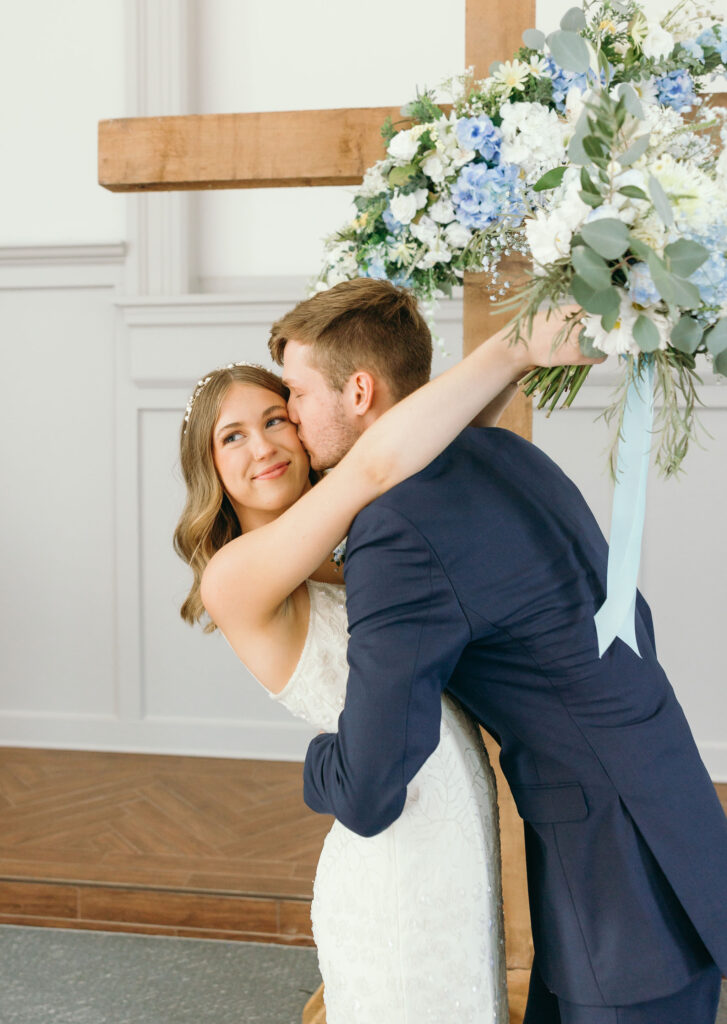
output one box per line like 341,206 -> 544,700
594,359 -> 655,658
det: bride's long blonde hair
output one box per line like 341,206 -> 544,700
173,363 -> 293,632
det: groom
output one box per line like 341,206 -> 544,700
269,278 -> 727,1024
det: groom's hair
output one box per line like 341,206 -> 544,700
268,278 -> 432,401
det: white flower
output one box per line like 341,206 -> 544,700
359,162 -> 389,197
642,23 -> 674,60
429,196 -> 456,224
410,214 -> 440,246
500,102 -> 568,182
444,221 -> 473,249
582,295 -> 639,356
525,210 -> 573,266
389,188 -> 428,225
629,78 -> 658,107
630,211 -> 668,255
492,59 -> 529,95
422,153 -> 446,183
388,124 -> 428,163
527,55 -> 548,77
417,238 -> 453,269
554,174 -> 591,232
387,239 -> 418,266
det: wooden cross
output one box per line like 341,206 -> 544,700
99,2 -> 536,1019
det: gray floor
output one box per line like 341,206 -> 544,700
0,926 -> 323,1024
0,925 -> 724,1023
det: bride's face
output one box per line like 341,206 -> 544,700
212,382 -> 311,530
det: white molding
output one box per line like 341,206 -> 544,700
124,0 -> 193,296
0,243 -> 125,290
0,712 -> 314,761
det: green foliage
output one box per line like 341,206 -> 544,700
400,89 -> 445,124
647,252 -> 701,308
572,246 -> 612,289
648,174 -> 673,225
618,134 -> 650,165
705,318 -> 727,357
380,117 -> 395,145
632,314 -> 660,352
522,28 -> 546,49
533,166 -> 568,191
670,316 -> 703,354
664,239 -> 710,278
546,30 -> 590,73
580,218 -> 630,259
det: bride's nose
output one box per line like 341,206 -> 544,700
250,432 -> 276,460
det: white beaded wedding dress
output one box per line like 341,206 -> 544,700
268,579 -> 508,1024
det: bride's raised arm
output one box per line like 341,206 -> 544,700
202,309 -> 596,629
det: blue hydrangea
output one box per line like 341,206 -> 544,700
628,263 -> 661,306
451,163 -> 525,230
363,253 -> 388,280
543,56 -> 589,111
382,207 -> 404,235
690,251 -> 727,308
680,39 -> 704,61
455,116 -> 502,164
655,69 -> 697,111
696,26 -> 727,60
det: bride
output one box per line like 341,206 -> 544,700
174,287 -> 590,1023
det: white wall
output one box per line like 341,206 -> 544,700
0,0 -> 725,776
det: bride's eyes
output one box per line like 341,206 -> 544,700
265,416 -> 287,428
222,431 -> 244,445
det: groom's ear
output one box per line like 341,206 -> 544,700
343,370 -> 377,419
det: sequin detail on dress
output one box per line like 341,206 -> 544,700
269,580 -> 508,1023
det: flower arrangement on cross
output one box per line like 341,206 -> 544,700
316,0 -> 727,479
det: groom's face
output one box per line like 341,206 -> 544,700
282,340 -> 362,471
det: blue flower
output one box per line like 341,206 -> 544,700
680,39 -> 704,61
655,70 -> 697,111
628,263 -> 661,307
691,251 -> 727,308
363,253 -> 388,280
451,162 -> 525,230
382,207 -> 404,235
455,116 -> 502,164
696,25 -> 727,61
543,56 -> 589,111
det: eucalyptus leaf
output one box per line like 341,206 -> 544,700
579,191 -> 604,208
705,318 -> 727,357
490,60 -> 503,75
388,164 -> 417,187
580,167 -> 600,194
601,304 -> 620,333
580,218 -> 630,259
546,30 -> 591,73
560,6 -> 587,31
579,329 -> 603,358
664,239 -> 710,277
715,349 -> 727,376
633,314 -> 660,353
648,174 -> 673,226
583,135 -> 606,159
581,284 -> 621,317
628,236 -> 654,261
647,253 -> 701,307
567,108 -> 590,165
571,274 -> 596,308
522,28 -> 546,49
617,83 -> 645,119
533,165 -> 568,191
618,185 -> 648,199
572,246 -> 612,289
670,316 -> 703,354
618,134 -> 650,166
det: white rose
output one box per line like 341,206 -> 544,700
416,239 -> 453,269
525,211 -> 573,266
422,153 -> 446,183
429,197 -> 456,224
444,221 -> 473,249
388,127 -> 423,163
410,215 -> 440,246
360,163 -> 389,197
389,192 -> 419,224
642,24 -> 674,60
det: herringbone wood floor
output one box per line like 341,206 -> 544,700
0,747 -> 725,945
0,747 -> 332,944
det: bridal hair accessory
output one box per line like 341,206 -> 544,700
183,362 -> 267,431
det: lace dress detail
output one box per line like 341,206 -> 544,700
269,580 -> 508,1024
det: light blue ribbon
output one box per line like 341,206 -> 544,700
594,359 -> 655,658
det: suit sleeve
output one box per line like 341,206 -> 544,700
303,504 -> 471,837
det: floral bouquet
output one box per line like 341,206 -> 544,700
316,0 -> 727,477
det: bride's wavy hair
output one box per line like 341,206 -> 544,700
173,363 -> 294,633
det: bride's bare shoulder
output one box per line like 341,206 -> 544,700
215,582 -> 311,695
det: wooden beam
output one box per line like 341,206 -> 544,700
98,106 -> 406,192
465,0 -> 536,79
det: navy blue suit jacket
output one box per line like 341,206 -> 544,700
303,428 -> 727,1005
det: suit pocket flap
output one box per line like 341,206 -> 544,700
511,782 -> 588,824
